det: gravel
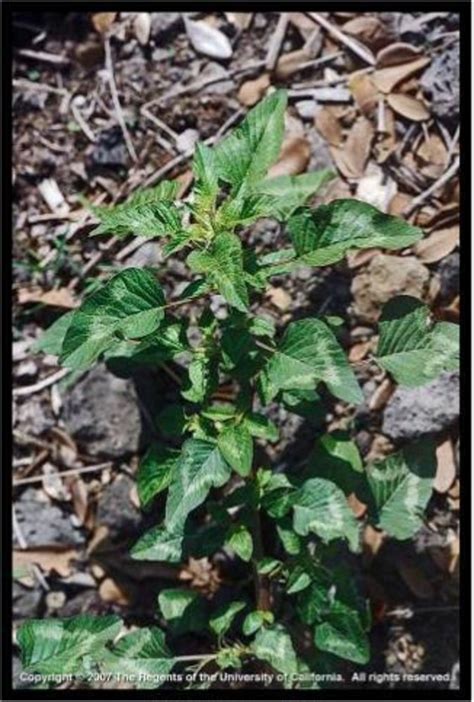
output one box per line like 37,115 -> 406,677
15,488 -> 85,547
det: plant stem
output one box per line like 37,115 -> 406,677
248,469 -> 271,612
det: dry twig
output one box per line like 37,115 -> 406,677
104,37 -> 137,162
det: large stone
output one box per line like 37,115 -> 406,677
15,488 -> 85,547
61,365 -> 142,458
382,372 -> 459,441
96,475 -> 141,537
351,254 -> 429,322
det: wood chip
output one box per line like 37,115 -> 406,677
376,42 -> 422,68
268,136 -> 310,177
99,577 -> 130,605
347,492 -> 367,518
372,56 -> 430,94
275,48 -> 311,79
342,16 -> 386,49
238,73 -> 270,106
66,475 -> 90,526
38,178 -> 69,214
356,164 -> 397,212
368,378 -> 394,411
267,287 -> 292,311
91,12 -> 117,34
13,547 -> 78,578
349,340 -> 372,362
434,440 -> 457,493
415,226 -> 459,263
314,106 -> 343,146
133,13 -> 151,45
184,17 -> 233,59
224,12 -> 253,31
42,464 -> 71,502
387,93 -> 430,121
362,524 -> 386,562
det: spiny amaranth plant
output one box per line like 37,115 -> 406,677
18,90 -> 460,690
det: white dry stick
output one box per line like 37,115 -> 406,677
404,156 -> 460,216
265,13 -> 290,71
13,462 -> 113,487
17,48 -> 70,65
70,100 -> 96,143
13,368 -> 70,397
104,37 -> 138,162
306,12 -> 376,66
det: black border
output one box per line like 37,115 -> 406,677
2,2 -> 471,701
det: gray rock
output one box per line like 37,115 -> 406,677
96,475 -> 141,536
305,128 -> 334,173
437,252 -> 459,304
200,62 -> 235,95
87,127 -> 128,171
421,43 -> 459,122
123,241 -> 163,268
382,371 -> 459,440
61,365 -> 142,458
14,395 -> 55,436
13,582 -> 43,618
15,488 -> 85,547
150,12 -> 181,39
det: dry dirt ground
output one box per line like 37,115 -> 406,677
11,10 -> 460,691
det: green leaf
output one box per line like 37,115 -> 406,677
250,169 -> 335,220
60,268 -> 166,370
101,627 -> 175,689
131,526 -> 184,562
286,566 -> 312,595
281,388 -> 325,424
226,524 -> 253,562
260,318 -> 363,405
187,232 -> 249,311
33,312 -> 74,356
89,180 -> 182,239
292,478 -> 360,552
257,557 -> 282,575
288,199 -> 422,266
307,432 -> 368,500
192,142 -> 219,214
242,610 -> 266,636
209,600 -> 246,638
314,602 -> 370,664
156,404 -> 188,439
217,423 -> 253,477
243,413 -> 279,442
165,439 -> 232,532
213,90 -> 287,191
375,296 -> 460,386
261,473 -> 297,519
18,615 -> 122,675
275,517 -> 302,555
366,440 -> 436,539
136,444 -> 179,508
158,589 -> 207,636
182,353 -> 218,403
252,624 -> 299,676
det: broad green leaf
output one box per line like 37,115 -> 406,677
375,296 -> 460,386
156,404 -> 188,439
101,627 -> 175,689
366,440 -> 436,539
187,232 -> 249,311
242,610 -> 272,636
257,557 -> 282,575
165,439 -> 231,532
18,615 -> 122,675
192,142 -> 219,214
306,432 -> 368,500
201,404 -> 236,422
226,524 -> 253,562
252,624 -> 299,677
260,318 -> 363,405
261,473 -> 297,519
286,566 -> 312,595
296,578 -> 332,625
136,445 -> 179,508
213,90 -> 287,191
292,478 -> 360,552
182,353 -> 218,403
60,268 -> 166,370
276,516 -> 302,555
158,589 -> 207,636
288,199 -> 422,266
314,602 -> 370,664
209,601 -> 246,638
33,311 -> 74,356
131,521 -> 226,562
89,180 -> 182,239
250,169 -> 335,220
281,388 -> 325,424
217,424 -> 253,476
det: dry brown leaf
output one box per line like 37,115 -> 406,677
346,248 -> 380,269
224,12 -> 253,31
372,56 -> 430,94
396,556 -> 435,599
347,492 -> 367,518
376,42 -> 422,68
349,341 -> 372,362
275,49 -> 311,79
175,169 -> 194,198
99,577 -> 129,605
434,440 -> 457,494
362,524 -> 386,562
238,73 -> 270,106
387,93 -> 430,122
288,12 -> 318,40
314,107 -> 343,146
348,73 -> 379,116
66,475 -> 90,526
179,557 -> 221,596
389,191 -> 413,216
374,106 -> 397,163
91,12 -> 117,34
415,226 -> 459,263
18,287 -> 77,309
333,116 -> 374,179
268,136 -> 310,177
14,547 -> 78,577
342,16 -> 386,49
368,378 -> 394,411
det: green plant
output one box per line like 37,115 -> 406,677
17,90 -> 459,690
